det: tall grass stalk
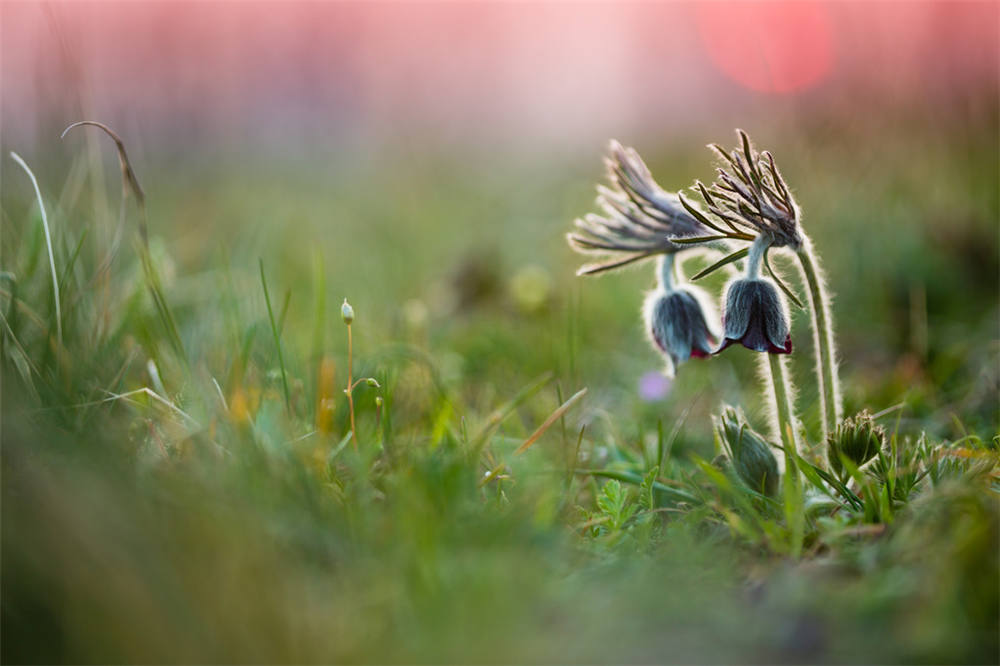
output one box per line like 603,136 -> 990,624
10,152 -> 61,348
260,259 -> 292,415
342,299 -> 359,449
61,121 -> 186,362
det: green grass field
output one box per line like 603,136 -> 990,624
2,106 -> 998,663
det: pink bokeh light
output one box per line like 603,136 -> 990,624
696,2 -> 834,93
1,2 -> 996,152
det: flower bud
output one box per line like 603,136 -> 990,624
644,287 -> 718,376
714,405 -> 780,497
341,299 -> 355,325
366,378 -> 380,388
827,410 -> 885,475
717,278 -> 791,354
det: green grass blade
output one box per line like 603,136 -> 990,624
259,259 -> 292,416
576,468 -> 698,505
10,152 -> 61,348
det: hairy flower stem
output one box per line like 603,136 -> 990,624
745,234 -> 771,279
657,254 -> 676,292
766,353 -> 804,557
766,353 -> 802,464
796,238 -> 841,437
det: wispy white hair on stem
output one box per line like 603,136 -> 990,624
757,352 -> 802,473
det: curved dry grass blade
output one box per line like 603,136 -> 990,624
62,120 -> 147,241
472,372 -> 553,450
871,402 -> 907,421
10,152 -> 61,347
63,121 -> 186,360
96,387 -> 200,428
691,247 -> 750,280
515,388 -> 587,455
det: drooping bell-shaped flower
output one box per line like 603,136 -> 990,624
717,235 -> 792,355
718,278 -> 792,354
646,290 -> 717,372
644,256 -> 719,376
566,141 -> 720,375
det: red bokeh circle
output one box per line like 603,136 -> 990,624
695,2 -> 834,94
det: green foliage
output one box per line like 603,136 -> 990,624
1,122 -> 997,664
595,479 -> 638,532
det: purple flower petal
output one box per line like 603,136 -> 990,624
639,371 -> 672,402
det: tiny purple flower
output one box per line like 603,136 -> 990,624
638,371 -> 672,402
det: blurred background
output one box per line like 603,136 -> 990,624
4,1 -> 996,438
4,2 -> 997,152
2,3 -> 998,663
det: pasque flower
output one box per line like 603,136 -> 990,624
678,129 -> 803,251
676,130 -> 842,438
644,256 -> 719,375
568,140 -> 719,375
718,279 -> 792,354
567,140 -> 709,276
717,236 -> 792,354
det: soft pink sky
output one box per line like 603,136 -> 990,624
2,2 -> 997,153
